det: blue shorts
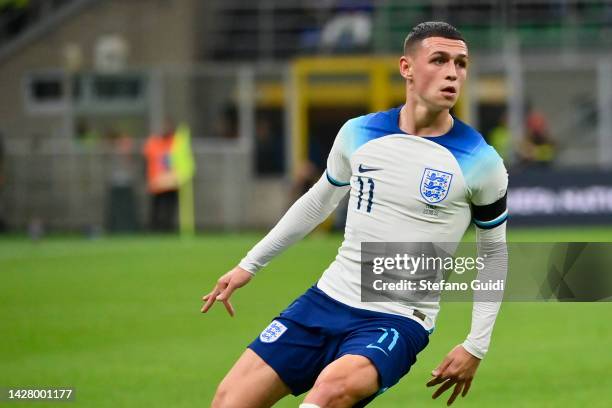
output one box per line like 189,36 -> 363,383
248,285 -> 429,403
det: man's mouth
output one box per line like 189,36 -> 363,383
441,86 -> 456,95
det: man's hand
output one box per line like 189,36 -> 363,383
201,266 -> 253,317
426,345 -> 481,406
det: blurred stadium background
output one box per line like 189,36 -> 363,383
0,1 -> 611,407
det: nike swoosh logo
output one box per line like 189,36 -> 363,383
358,164 -> 382,173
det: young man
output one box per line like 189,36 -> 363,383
202,22 -> 508,408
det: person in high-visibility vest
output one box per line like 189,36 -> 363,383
143,121 -> 179,232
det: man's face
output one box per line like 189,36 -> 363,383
401,37 -> 468,110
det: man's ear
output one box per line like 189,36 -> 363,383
399,55 -> 413,81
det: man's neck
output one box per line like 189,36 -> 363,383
399,103 -> 453,137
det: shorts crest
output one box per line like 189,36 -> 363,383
259,320 -> 288,343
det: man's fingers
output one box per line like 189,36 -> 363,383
201,282 -> 237,316
447,382 -> 464,406
462,379 -> 472,397
202,282 -> 223,302
216,281 -> 236,301
426,376 -> 447,387
432,379 -> 456,399
201,297 -> 215,313
432,357 -> 453,377
222,299 -> 235,317
201,289 -> 220,313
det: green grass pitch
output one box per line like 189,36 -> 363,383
1,227 -> 611,407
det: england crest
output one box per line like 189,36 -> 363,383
259,320 -> 288,343
420,168 -> 453,203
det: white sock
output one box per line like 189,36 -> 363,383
299,404 -> 321,408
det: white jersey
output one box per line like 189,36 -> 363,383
317,107 -> 508,332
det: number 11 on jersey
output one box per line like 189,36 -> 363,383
357,176 -> 375,213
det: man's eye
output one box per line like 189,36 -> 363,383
457,61 -> 467,68
432,58 -> 445,65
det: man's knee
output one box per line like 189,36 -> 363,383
309,373 -> 352,408
211,379 -> 236,408
306,356 -> 379,408
309,370 -> 377,408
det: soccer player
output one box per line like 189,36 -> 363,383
202,21 -> 508,408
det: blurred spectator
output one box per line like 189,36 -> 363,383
290,158 -> 347,232
320,0 -> 373,52
297,2 -> 327,53
75,120 -> 99,148
489,112 -> 511,163
519,106 -> 556,167
290,160 -> 318,205
143,120 -> 178,232
106,128 -> 138,233
255,117 -> 284,175
0,132 -> 4,179
213,106 -> 238,139
28,216 -> 44,241
0,132 -> 6,232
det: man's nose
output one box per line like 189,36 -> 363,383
446,63 -> 457,81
